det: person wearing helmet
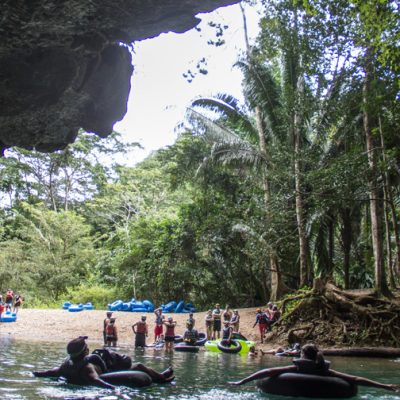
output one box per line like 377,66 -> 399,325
33,336 -> 175,388
32,336 -> 115,389
132,315 -> 148,348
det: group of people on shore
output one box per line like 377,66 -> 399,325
102,304 -> 244,350
103,307 -> 201,350
0,289 -> 23,316
205,304 -> 240,340
253,302 -> 281,343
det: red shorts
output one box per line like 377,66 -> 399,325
154,325 -> 163,336
259,323 -> 267,334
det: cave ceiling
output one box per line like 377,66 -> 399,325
0,0 -> 239,154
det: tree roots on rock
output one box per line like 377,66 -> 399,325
272,281 -> 400,347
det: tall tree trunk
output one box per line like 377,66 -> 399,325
340,208 -> 352,289
327,211 -> 335,279
363,47 -> 390,296
293,81 -> 308,287
241,3 -> 288,300
379,116 -> 399,287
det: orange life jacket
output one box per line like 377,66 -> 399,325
106,323 -> 116,336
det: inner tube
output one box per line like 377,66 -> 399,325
217,339 -> 242,354
174,335 -> 183,343
257,373 -> 357,398
174,343 -> 199,353
174,300 -> 185,313
195,332 -> 207,346
100,370 -> 152,388
68,305 -> 83,312
275,351 -> 300,357
1,312 -> 17,322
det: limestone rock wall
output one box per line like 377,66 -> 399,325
0,0 -> 238,153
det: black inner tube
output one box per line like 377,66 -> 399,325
174,343 -> 199,353
100,370 -> 152,388
217,339 -> 242,354
257,373 -> 358,398
195,332 -> 207,346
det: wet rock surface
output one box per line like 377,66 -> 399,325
0,0 -> 238,153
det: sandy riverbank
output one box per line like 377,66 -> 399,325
0,307 -> 273,348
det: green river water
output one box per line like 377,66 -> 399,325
1,337 -> 399,400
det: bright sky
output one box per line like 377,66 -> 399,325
114,3 -> 260,165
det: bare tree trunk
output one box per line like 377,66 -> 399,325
379,117 -> 399,287
363,48 -> 390,296
340,208 -> 352,289
294,99 -> 308,287
241,3 -> 288,300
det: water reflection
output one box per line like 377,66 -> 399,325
0,337 -> 399,399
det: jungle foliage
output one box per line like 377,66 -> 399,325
0,0 -> 399,309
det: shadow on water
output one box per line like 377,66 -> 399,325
1,337 -> 399,400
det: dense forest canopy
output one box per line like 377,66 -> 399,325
0,0 -> 399,311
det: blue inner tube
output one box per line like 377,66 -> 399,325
174,343 -> 199,353
68,306 -> 83,312
217,339 -> 242,354
257,373 -> 358,398
195,332 -> 207,346
100,370 -> 152,388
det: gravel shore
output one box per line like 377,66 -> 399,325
0,307 -> 269,348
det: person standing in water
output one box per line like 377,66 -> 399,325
205,310 -> 213,340
132,315 -> 148,348
103,311 -> 113,345
212,303 -> 222,339
154,308 -> 165,343
163,317 -> 177,351
105,317 -> 118,347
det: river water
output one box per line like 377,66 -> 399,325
1,337 -> 399,400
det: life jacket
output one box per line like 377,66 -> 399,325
0,304 -> 4,314
103,318 -> 110,330
222,326 -> 232,340
212,309 -> 221,319
165,323 -> 175,337
14,296 -> 22,306
136,321 -> 147,334
223,311 -> 232,322
106,323 -> 116,336
155,314 -> 163,325
259,313 -> 268,324
92,348 -> 132,371
292,358 -> 331,375
184,328 -> 198,343
6,291 -> 13,301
